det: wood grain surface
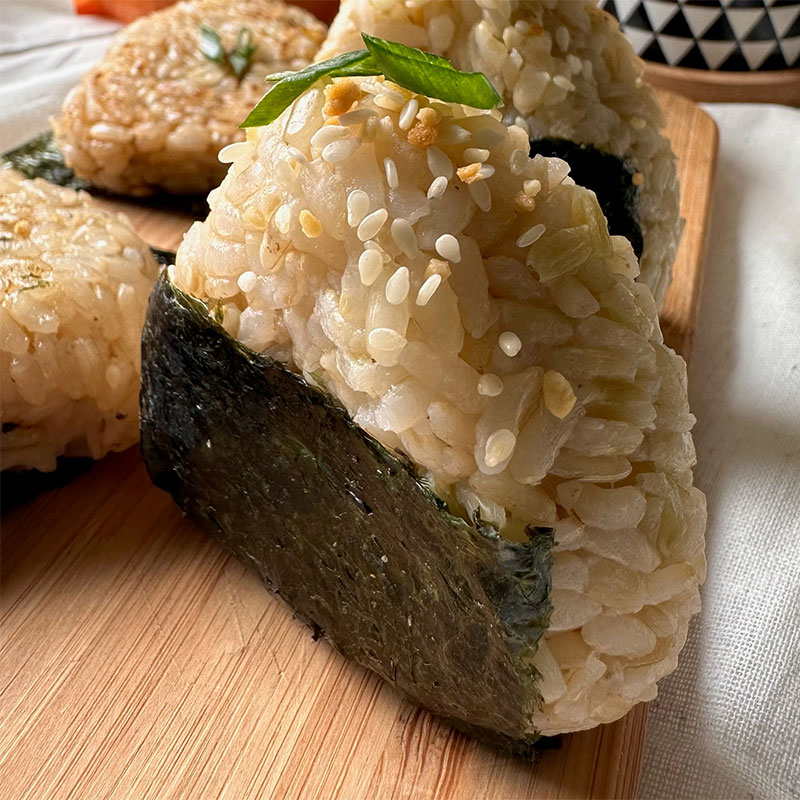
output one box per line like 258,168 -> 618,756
0,90 -> 717,800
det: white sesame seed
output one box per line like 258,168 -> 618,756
347,190 -> 370,227
415,273 -> 442,306
357,208 -> 388,241
322,137 -> 360,163
516,223 -> 546,248
310,125 -> 349,149
427,175 -> 448,199
567,53 -> 582,75
543,370 -> 577,419
630,115 -> 647,130
484,429 -> 516,468
438,124 -> 471,145
463,147 -> 490,163
384,157 -> 399,189
469,181 -> 492,212
509,148 -> 529,174
299,210 -> 322,238
553,75 -> 575,91
476,164 -> 495,180
368,327 -> 407,351
556,25 -> 570,52
426,145 -> 454,180
338,107 -> 377,126
274,204 -> 291,234
217,141 -> 250,163
237,271 -> 257,293
358,248 -> 384,286
398,98 -> 419,130
287,146 -> 308,165
391,218 -> 418,258
435,234 -> 461,263
477,373 -> 504,397
385,266 -> 410,305
498,331 -> 522,357
523,179 -> 542,197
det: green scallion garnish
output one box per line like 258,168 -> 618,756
199,24 -> 256,82
240,34 -> 502,129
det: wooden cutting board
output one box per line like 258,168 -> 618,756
0,90 -> 717,800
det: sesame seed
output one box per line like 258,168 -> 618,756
498,331 -> 522,357
463,147 -> 489,163
555,25 -> 570,52
374,92 -> 404,110
274,204 -> 291,234
477,373 -> 503,397
415,273 -> 442,306
516,223 -> 546,248
630,116 -> 647,130
338,107 -> 377,126
484,429 -> 516,468
632,172 -> 645,187
217,141 -> 250,164
469,181 -> 492,212
310,125 -> 349,149
426,145 -> 453,180
322,137 -> 360,163
365,239 -> 392,263
435,234 -> 461,263
287,146 -> 308,165
584,60 -> 595,80
523,179 -> 542,197
358,249 -> 383,286
567,53 -> 582,75
391,218 -> 418,258
427,175 -> 448,199
357,208 -> 388,241
543,370 -> 577,419
347,190 -> 370,227
553,75 -> 575,91
237,271 -> 257,293
385,266 -> 410,305
384,157 -> 399,189
299,210 -> 322,238
398,98 -> 419,130
368,327 -> 407,351
478,164 -> 495,180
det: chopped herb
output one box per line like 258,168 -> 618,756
212,300 -> 224,324
241,34 -> 501,129
199,24 -> 256,82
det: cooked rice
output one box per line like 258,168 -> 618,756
171,75 -> 706,735
52,0 -> 326,196
317,0 -> 681,304
0,169 -> 159,472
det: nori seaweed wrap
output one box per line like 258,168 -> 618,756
140,71 -> 706,748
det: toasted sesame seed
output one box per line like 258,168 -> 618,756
358,249 -> 383,286
217,141 -> 250,164
391,218 -> 418,258
555,25 -> 570,52
553,75 -> 575,91
357,208 -> 388,241
523,178 -> 542,197
274,204 -> 291,234
632,172 -> 645,187
415,273 -> 442,306
287,146 -> 308,165
310,125 -> 349,149
469,181 -> 492,212
477,373 -> 503,397
237,271 -> 257,293
385,266 -> 410,304
427,175 -> 448,199
435,234 -> 461,263
464,147 -> 490,163
384,157 -> 399,189
338,107 -> 377,126
398,98 -> 419,130
347,190 -> 370,227
498,331 -> 522,357
543,370 -> 576,419
299,210 -> 322,238
517,223 -> 546,248
426,145 -> 453,179
484,429 -> 516,467
322,137 -> 360,163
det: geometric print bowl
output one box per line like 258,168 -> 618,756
600,0 -> 800,70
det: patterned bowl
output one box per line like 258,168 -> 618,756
600,0 -> 800,71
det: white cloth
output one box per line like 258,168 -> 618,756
1,4 -> 799,798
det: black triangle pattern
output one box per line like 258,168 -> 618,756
598,0 -> 797,69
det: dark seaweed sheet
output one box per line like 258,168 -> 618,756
529,138 -> 643,258
140,272 -> 556,756
2,132 -> 210,220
